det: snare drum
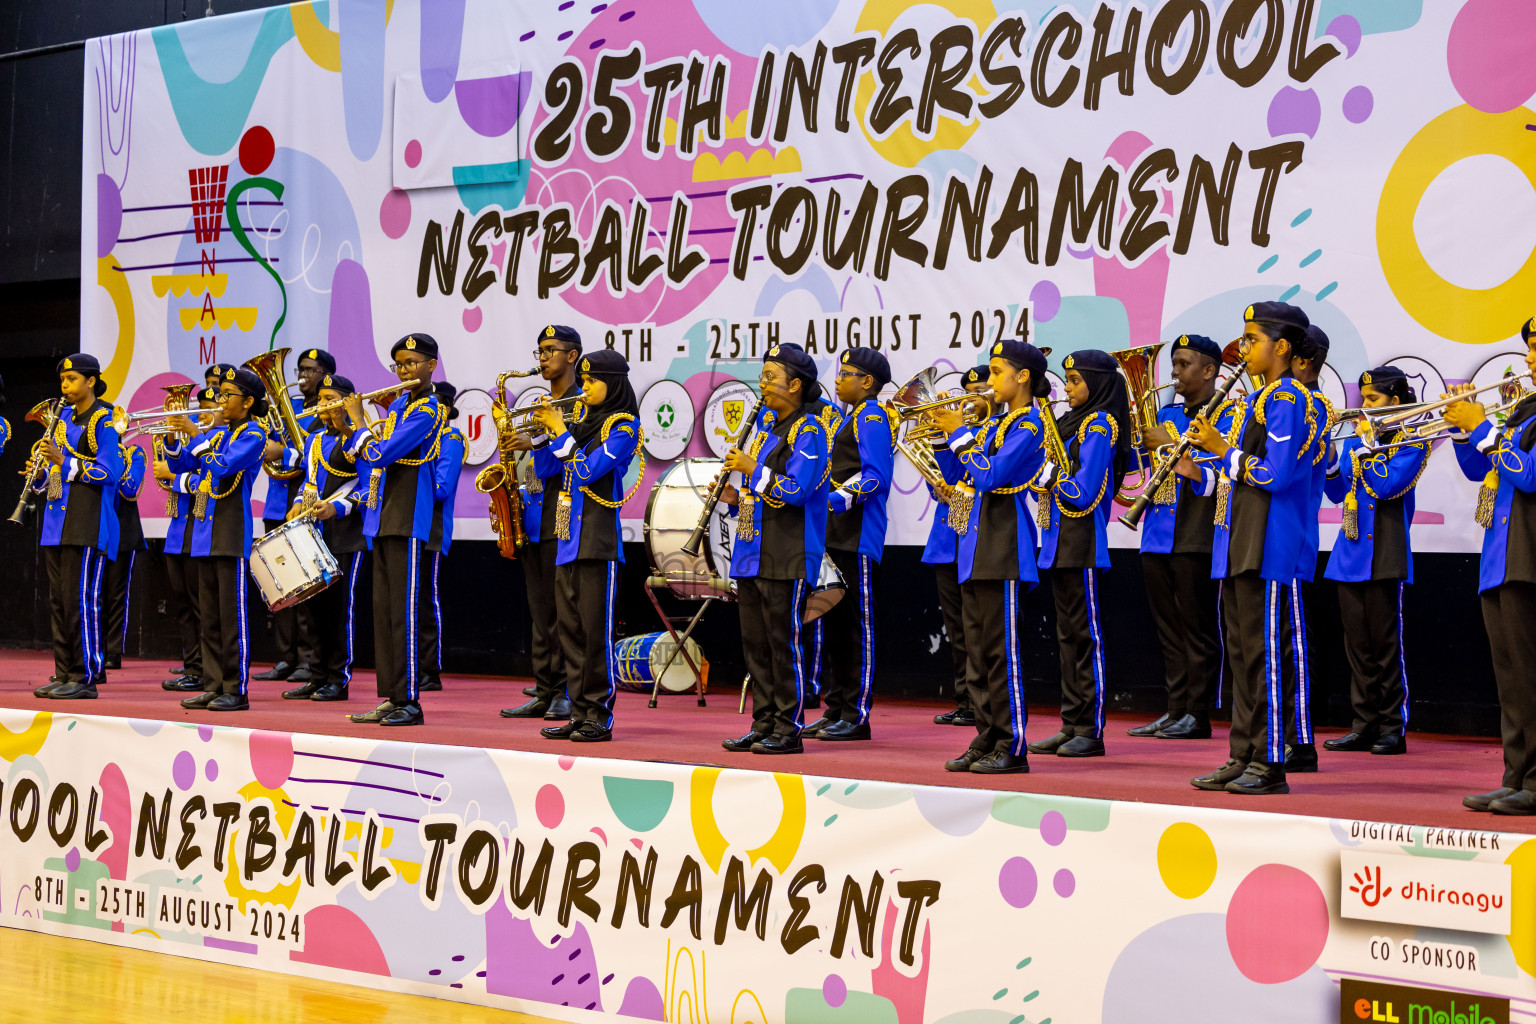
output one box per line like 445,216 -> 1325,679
614,632 -> 709,694
642,458 -> 736,601
249,518 -> 340,611
803,552 -> 845,623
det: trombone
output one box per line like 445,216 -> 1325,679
307,381 -> 414,418
1336,374 -> 1532,450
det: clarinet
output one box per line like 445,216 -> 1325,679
682,394 -> 766,557
1117,370 -> 1245,530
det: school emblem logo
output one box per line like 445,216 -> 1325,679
545,325 -> 556,338
992,342 -> 1003,355
702,379 -> 756,459
1178,335 -> 1189,346
1064,355 -> 1075,370
638,379 -> 694,462
322,375 -> 333,387
1361,372 -> 1372,386
225,369 -> 236,380
62,358 -> 73,370
723,400 -> 743,433
841,352 -> 851,363
581,358 -> 591,372
769,346 -> 780,357
307,349 -> 319,359
405,337 -> 416,350
1245,305 -> 1256,321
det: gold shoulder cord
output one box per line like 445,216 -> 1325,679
194,423 -> 257,520
366,400 -> 445,509
576,414 -> 647,508
1052,415 -> 1119,520
1213,393 -> 1258,528
48,408 -> 109,500
1342,440 -> 1431,540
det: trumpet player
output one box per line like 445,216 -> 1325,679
501,324 -> 582,722
1129,334 -> 1226,741
418,381 -> 466,693
805,348 -> 894,742
1321,365 -> 1424,757
1449,318 -> 1536,815
32,354 -> 123,701
282,374 -> 367,703
159,386 -> 220,694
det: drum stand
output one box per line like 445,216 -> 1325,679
641,578 -> 711,708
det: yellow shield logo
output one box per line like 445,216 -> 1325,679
723,400 -> 744,434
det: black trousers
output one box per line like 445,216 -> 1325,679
1221,572 -> 1294,765
311,551 -> 365,689
1142,553 -> 1223,715
1482,582 -> 1536,792
45,545 -> 106,684
163,549 -> 204,679
418,551 -> 444,688
523,539 -> 566,701
102,548 -> 137,662
934,562 -> 970,711
959,579 -> 1028,756
555,559 -> 619,728
372,536 -> 426,705
820,549 -> 879,725
1052,568 -> 1108,739
1283,578 -> 1315,747
738,575 -> 809,739
801,619 -> 824,700
197,555 -> 250,697
1338,579 -> 1409,740
263,519 -> 315,669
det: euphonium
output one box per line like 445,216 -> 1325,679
1109,342 -> 1166,504
8,399 -> 62,525
242,347 -> 308,480
474,369 -> 534,560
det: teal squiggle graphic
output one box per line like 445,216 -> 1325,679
225,177 -> 288,351
150,8 -> 295,156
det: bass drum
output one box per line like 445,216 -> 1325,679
614,632 -> 709,694
803,552 -> 845,623
642,458 -> 736,601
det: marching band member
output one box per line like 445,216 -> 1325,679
156,366 -> 269,712
1448,319 -> 1536,814
929,365 -> 990,728
101,437 -> 147,669
1129,335 -> 1226,740
929,339 -> 1049,774
342,334 -> 443,727
418,381 -> 465,692
500,325 -> 580,722
1322,365 -> 1425,756
532,350 -> 641,744
1030,349 -> 1130,759
718,344 -> 832,755
1181,301 -> 1314,795
159,386 -> 219,693
254,348 -> 328,686
806,348 -> 894,741
283,374 -> 368,702
32,354 -> 123,701
203,363 -> 235,391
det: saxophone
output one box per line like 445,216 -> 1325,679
475,369 -> 538,560
1034,395 -> 1072,529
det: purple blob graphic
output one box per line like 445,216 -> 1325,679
999,856 -> 1039,909
1040,810 -> 1067,847
205,759 -> 219,782
1326,15 -> 1362,58
404,139 -> 422,168
455,71 -> 533,138
1053,868 -> 1076,898
197,725 -> 213,742
172,750 -> 196,791
616,977 -> 664,1019
1342,86 -> 1374,124
65,847 -> 81,872
96,174 -> 122,259
419,0 -> 466,103
823,974 -> 847,1008
1030,280 -> 1062,323
1267,87 -> 1321,139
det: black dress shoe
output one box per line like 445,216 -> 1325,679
818,721 -> 871,741
1027,731 -> 1070,755
933,707 -> 976,726
1057,735 -> 1105,757
208,693 -> 249,712
254,661 -> 296,681
1370,735 -> 1407,756
1127,713 -> 1173,737
286,666 -> 314,684
380,702 -> 424,726
162,674 -> 203,692
541,722 -> 580,740
571,724 -> 612,743
1322,731 -> 1377,752
945,747 -> 987,772
1225,762 -> 1289,795
348,701 -> 397,723
722,731 -> 768,753
750,735 -> 804,755
1490,790 -> 1536,815
1191,759 -> 1247,791
1464,787 -> 1518,811
801,716 -> 835,737
181,692 -> 218,709
33,679 -> 67,699
501,698 -> 550,718
970,751 -> 1029,774
1284,743 -> 1319,773
1157,713 -> 1212,740
170,664 -> 188,675
310,683 -> 348,702
419,679 -> 442,692
545,697 -> 572,721
49,680 -> 98,700
104,656 -> 122,671
282,681 -> 323,700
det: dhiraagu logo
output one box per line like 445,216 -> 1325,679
1340,979 -> 1509,1024
1339,851 -> 1510,934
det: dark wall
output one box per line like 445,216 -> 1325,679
0,1 -> 1504,737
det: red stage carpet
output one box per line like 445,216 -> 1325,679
0,650 -> 1520,832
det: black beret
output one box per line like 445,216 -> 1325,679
962,364 -> 989,386
1303,324 -> 1331,356
298,348 -> 337,372
317,373 -> 356,396
1172,334 -> 1223,363
764,342 -> 818,382
579,349 -> 630,377
205,362 -> 236,380
539,324 -> 583,349
1244,301 -> 1310,333
1359,365 -> 1407,389
989,338 -> 1048,378
222,366 -> 267,401
58,353 -> 102,378
390,333 -> 439,359
1062,349 -> 1119,374
839,347 -> 891,385
197,385 -> 220,404
433,380 -> 458,404
1522,317 -> 1536,343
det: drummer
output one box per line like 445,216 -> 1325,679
282,374 -> 367,703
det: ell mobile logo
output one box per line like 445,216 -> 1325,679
1340,978 -> 1509,1024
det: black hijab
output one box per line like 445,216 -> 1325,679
1055,349 -> 1132,492
570,349 -> 638,447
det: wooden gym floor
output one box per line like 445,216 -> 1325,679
0,928 -> 560,1024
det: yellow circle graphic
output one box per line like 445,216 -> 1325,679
1157,821 -> 1217,899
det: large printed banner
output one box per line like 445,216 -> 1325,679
1,708 -> 1533,1022
80,0 -> 1536,551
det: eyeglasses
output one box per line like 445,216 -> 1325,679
536,345 -> 574,358
835,370 -> 869,382
392,361 -> 428,373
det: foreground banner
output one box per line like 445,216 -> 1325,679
0,708 -> 1533,1022
79,0 -> 1536,551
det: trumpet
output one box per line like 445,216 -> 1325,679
499,394 -> 585,435
111,383 -> 199,440
1334,375 -> 1532,448
307,381 -> 414,418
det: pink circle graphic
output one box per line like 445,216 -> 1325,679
999,856 -> 1038,908
171,750 -> 196,791
404,139 -> 423,168
1226,864 -> 1329,983
462,306 -> 483,333
1053,868 -> 1076,898
822,974 -> 847,1008
1040,810 -> 1067,846
204,759 -> 219,782
1448,0 -> 1536,113
248,731 -> 294,789
379,188 -> 412,240
536,784 -> 565,828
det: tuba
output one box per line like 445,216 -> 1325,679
1109,343 -> 1166,505
243,347 -> 308,480
474,369 -> 540,560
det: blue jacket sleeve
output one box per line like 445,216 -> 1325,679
1352,441 -> 1428,499
118,445 -> 147,500
1228,384 -> 1306,493
1454,421 -> 1495,481
188,423 -> 268,481
1055,413 -> 1114,512
434,431 -> 466,501
832,406 -> 895,514
1486,422 -> 1536,493
946,415 -> 1045,492
550,422 -> 638,485
1323,439 -> 1355,504
65,414 -> 123,486
748,420 -> 827,508
356,398 -> 441,467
